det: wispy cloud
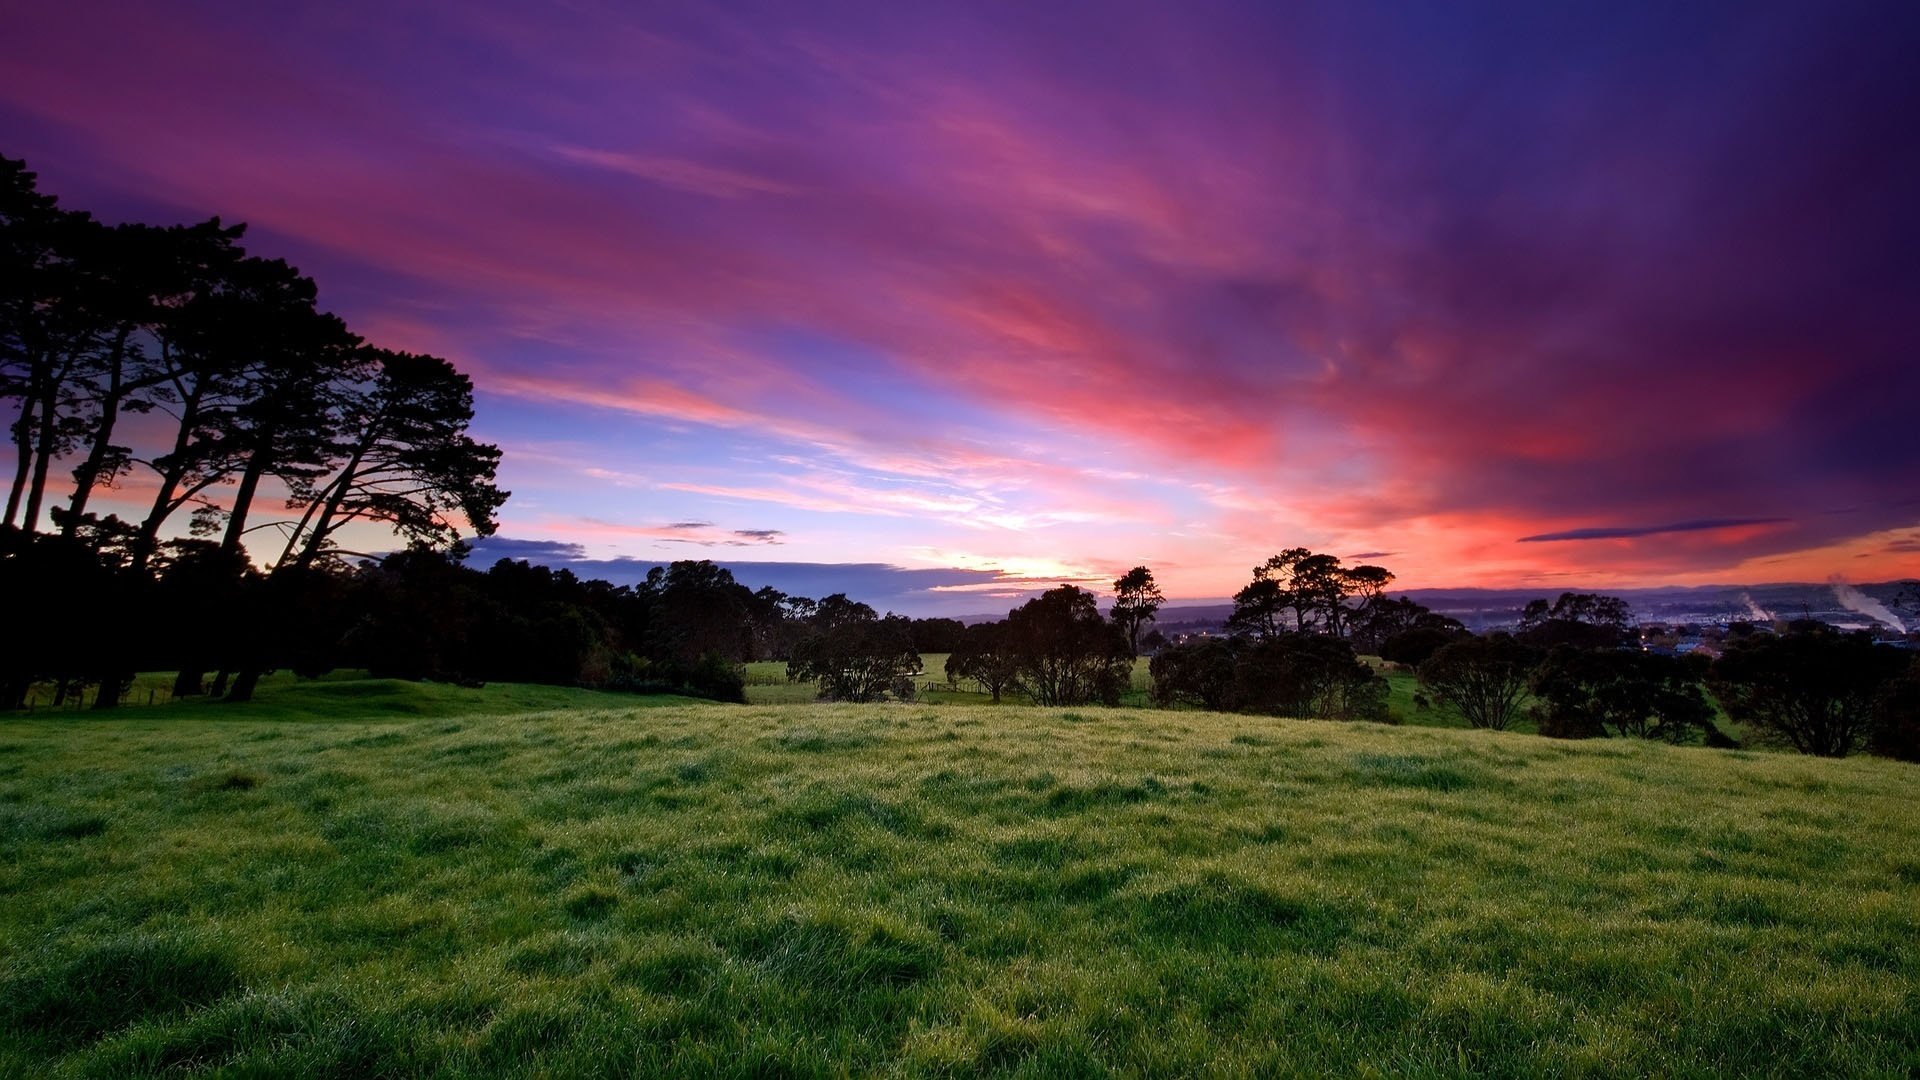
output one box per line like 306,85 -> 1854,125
1518,519 -> 1792,543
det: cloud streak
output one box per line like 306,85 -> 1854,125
1517,519 -> 1793,543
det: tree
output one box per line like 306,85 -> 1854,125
947,621 -> 1022,702
787,596 -> 920,702
644,560 -> 757,665
1150,637 -> 1239,710
907,616 -> 966,654
192,256 -> 364,560
276,348 -> 506,570
1110,565 -> 1164,655
1379,625 -> 1464,668
2,156 -> 102,534
1234,634 -> 1387,721
1517,592 -> 1633,649
1353,596 -> 1463,656
1709,629 -> 1908,757
1003,585 -> 1133,706
1226,548 -> 1364,638
1150,634 -> 1387,720
1529,646 -> 1716,742
1871,655 -> 1920,762
1418,635 -> 1539,731
1226,574 -> 1286,640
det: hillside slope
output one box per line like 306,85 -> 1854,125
3,687 -> 1916,1076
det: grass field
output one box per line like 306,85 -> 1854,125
752,654 -> 1478,728
3,679 -> 1917,1076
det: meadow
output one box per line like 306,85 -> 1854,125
3,679 -> 1916,1076
750,654 -> 1482,729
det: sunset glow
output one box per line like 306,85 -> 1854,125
5,1 -> 1915,611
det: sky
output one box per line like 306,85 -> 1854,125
4,1 -> 1918,615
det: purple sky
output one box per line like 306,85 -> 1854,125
4,1 -> 1917,614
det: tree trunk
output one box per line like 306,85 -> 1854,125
93,677 -> 124,710
224,667 -> 261,703
20,373 -> 66,534
64,330 -> 134,537
131,388 -> 202,571
219,449 -> 269,558
210,669 -> 230,697
172,669 -> 205,697
5,394 -> 33,528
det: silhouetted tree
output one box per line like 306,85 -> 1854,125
1710,629 -> 1908,757
947,621 -> 1021,702
1150,634 -> 1386,720
1110,565 -> 1165,655
1149,636 -> 1239,710
2,157 -> 101,534
907,616 -> 966,654
1517,592 -> 1633,649
1379,625 -> 1465,668
1234,634 -> 1388,721
787,596 -> 919,702
1004,585 -> 1132,706
277,348 -> 505,570
1871,655 -> 1920,762
644,560 -> 756,664
1419,635 -> 1539,731
1353,596 -> 1463,656
1530,646 -> 1716,742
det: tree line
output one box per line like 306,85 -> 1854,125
1139,551 -> 1919,762
3,155 -> 508,704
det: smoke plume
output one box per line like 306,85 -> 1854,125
1829,578 -> 1906,632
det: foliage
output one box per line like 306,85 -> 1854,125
1232,635 -> 1389,721
1378,625 -> 1465,668
1418,634 -> 1539,731
945,622 -> 1022,702
1003,585 -> 1133,706
1711,629 -> 1911,757
1871,655 -> 1920,762
1529,646 -> 1716,742
787,596 -> 920,702
1351,596 -> 1461,656
1150,637 -> 1240,711
1110,565 -> 1164,655
1152,635 -> 1387,721
1517,592 -> 1634,649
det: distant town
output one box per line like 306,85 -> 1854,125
1147,581 -> 1917,654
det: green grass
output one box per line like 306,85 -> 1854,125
3,679 -> 1917,1075
751,654 -> 1158,708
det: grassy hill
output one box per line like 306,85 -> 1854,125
3,680 -> 1915,1076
